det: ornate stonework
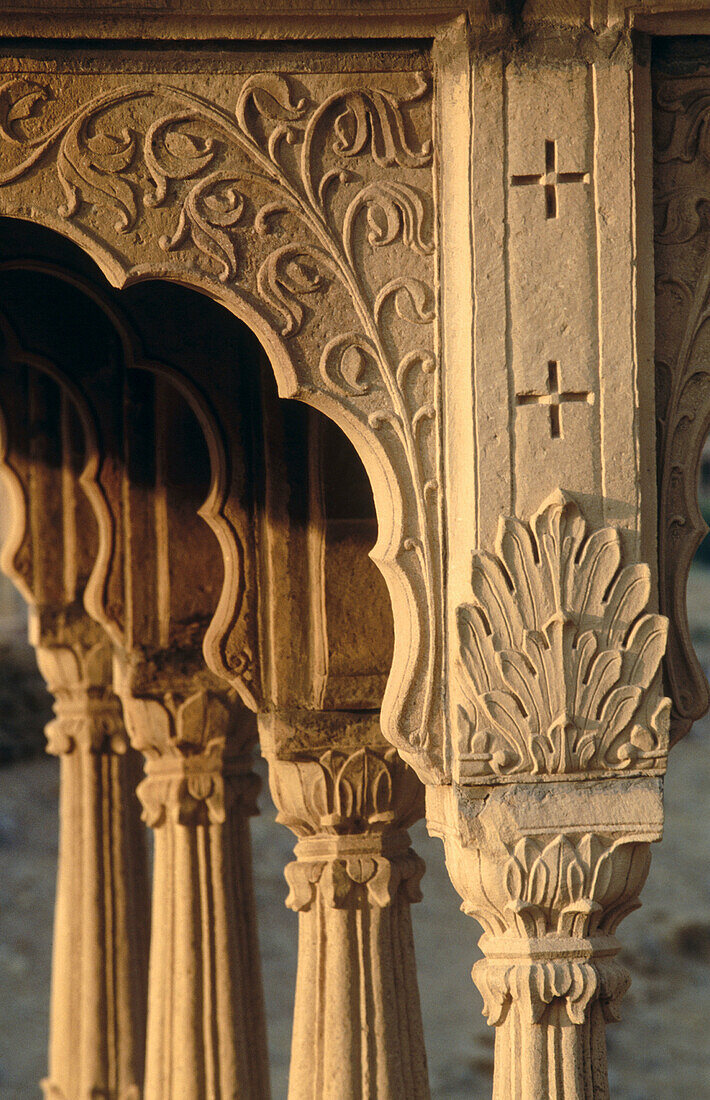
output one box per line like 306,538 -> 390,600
0,315 -> 150,1100
118,683 -> 261,826
429,777 -> 664,1100
270,745 -> 425,910
456,492 -> 670,782
262,715 -> 429,1100
654,68 -> 710,742
36,639 -> 129,756
0,65 -> 442,769
0,8 -> 697,1096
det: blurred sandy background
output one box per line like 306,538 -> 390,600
0,569 -> 709,1099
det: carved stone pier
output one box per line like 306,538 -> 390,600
262,712 -> 429,1100
118,669 -> 269,1099
1,1 -> 709,1095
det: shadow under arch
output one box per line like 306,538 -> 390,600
0,214 -> 436,774
0,248 -> 252,700
0,307 -> 106,612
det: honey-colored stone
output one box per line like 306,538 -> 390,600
1,2 -> 709,1096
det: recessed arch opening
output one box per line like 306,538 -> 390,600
0,212 -> 417,1099
0,215 -> 411,731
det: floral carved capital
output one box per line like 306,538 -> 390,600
117,677 -> 260,826
432,777 -> 661,1032
268,745 -> 424,837
284,848 -> 425,912
268,744 -> 425,910
137,752 -> 261,828
467,832 -> 650,1028
455,491 -> 671,782
35,640 -> 129,755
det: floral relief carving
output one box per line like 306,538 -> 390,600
466,832 -> 651,1028
456,491 -> 670,781
35,640 -> 130,756
284,848 -> 425,912
0,68 -> 441,761
118,685 -> 259,826
653,72 -> 710,741
271,745 -> 424,836
482,833 -> 650,942
268,745 -> 425,911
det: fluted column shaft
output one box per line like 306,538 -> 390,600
262,714 -> 430,1100
428,780 -> 663,1100
36,641 -> 150,1100
119,683 -> 270,1100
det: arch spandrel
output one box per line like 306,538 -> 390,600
0,58 -> 445,779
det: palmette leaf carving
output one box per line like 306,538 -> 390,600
267,744 -> 425,912
456,492 -> 670,780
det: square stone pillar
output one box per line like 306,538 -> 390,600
431,20 -> 668,1097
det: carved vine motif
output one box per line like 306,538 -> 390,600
456,491 -> 670,780
653,72 -> 710,741
0,71 -> 439,754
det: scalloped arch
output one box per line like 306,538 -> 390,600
0,217 -> 442,778
0,306 -> 110,611
0,64 -> 443,775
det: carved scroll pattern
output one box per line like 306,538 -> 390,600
653,73 -> 710,742
456,491 -> 670,781
0,70 -> 440,761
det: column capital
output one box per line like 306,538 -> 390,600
137,748 -> 261,827
116,665 -> 260,827
429,777 -> 662,1096
34,637 -> 130,756
263,715 -> 426,912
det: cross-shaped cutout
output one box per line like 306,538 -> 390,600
511,139 -> 589,219
515,361 -> 593,439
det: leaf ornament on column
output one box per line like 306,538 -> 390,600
456,492 -> 671,780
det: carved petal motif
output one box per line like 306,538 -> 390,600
456,491 -> 671,780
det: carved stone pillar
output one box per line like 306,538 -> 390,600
425,25 -> 672,1097
429,779 -> 662,1100
261,712 -> 429,1100
0,329 -> 150,1099
428,486 -> 670,1099
117,667 -> 269,1100
0,13 -> 689,1094
35,635 -> 150,1100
